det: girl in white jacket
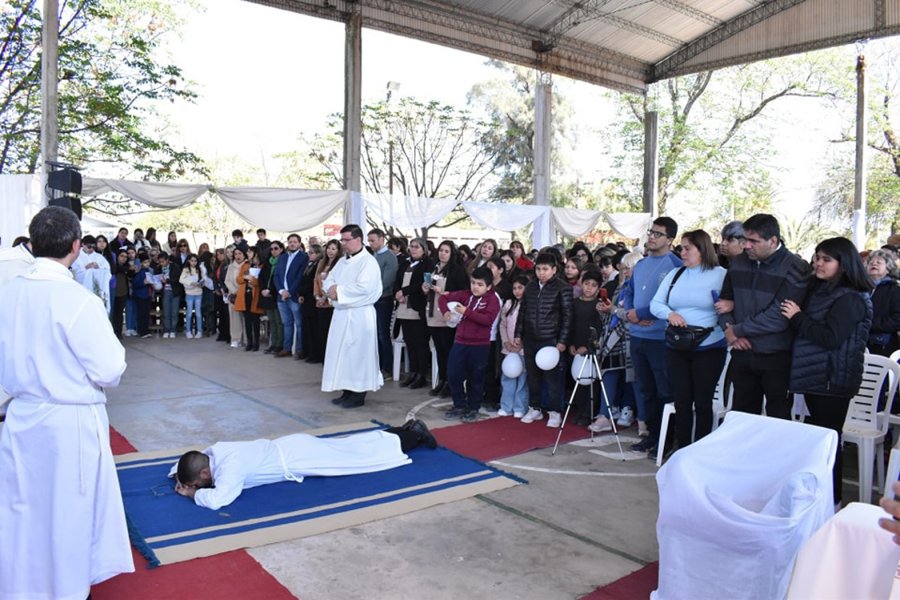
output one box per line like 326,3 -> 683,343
498,274 -> 530,417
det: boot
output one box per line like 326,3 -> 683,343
408,374 -> 427,390
399,374 -> 416,388
429,380 -> 445,397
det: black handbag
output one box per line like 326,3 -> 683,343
663,267 -> 714,351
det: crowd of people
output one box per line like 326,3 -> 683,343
7,215 -> 900,503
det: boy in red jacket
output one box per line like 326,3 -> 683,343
438,266 -> 501,422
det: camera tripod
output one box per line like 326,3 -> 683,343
552,324 -> 626,460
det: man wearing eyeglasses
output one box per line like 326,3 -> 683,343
623,217 -> 683,456
71,234 -> 112,313
715,213 -> 810,419
321,224 -> 384,408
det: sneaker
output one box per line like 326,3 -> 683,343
230,341 -> 239,348
589,416 -> 613,433
630,437 -> 656,452
637,420 -> 649,437
513,411 -> 525,419
609,405 -> 621,420
616,406 -> 634,428
496,408 -> 511,417
462,410 -> 479,423
381,369 -> 393,382
185,332 -> 193,339
443,407 -> 466,421
520,408 -> 543,424
546,411 -> 562,428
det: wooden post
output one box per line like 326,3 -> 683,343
852,54 -> 867,249
642,110 -> 659,218
531,77 -> 553,249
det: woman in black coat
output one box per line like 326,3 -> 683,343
394,238 -> 434,389
865,249 -> 900,357
424,240 -> 469,397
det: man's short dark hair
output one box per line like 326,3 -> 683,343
134,228 -> 143,236
368,228 -> 386,239
341,224 -> 363,240
176,450 -> 208,484
118,227 -> 128,234
232,229 -> 243,238
158,252 -> 169,261
742,213 -> 780,241
581,270 -> 603,286
256,228 -> 266,235
287,233 -> 301,243
470,266 -> 493,286
81,234 -> 96,246
29,206 -> 81,259
534,252 -> 558,268
653,216 -> 678,239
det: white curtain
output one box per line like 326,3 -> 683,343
551,207 -> 604,238
0,174 -> 41,248
216,187 -> 348,232
462,201 -> 548,231
81,178 -> 208,208
363,193 -> 459,230
604,212 -> 653,239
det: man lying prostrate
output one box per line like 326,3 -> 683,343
170,420 -> 437,510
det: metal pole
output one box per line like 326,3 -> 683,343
388,140 -> 394,195
642,110 -> 659,218
852,54 -> 867,249
40,0 -> 59,205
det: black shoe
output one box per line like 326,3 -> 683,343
244,345 -> 253,352
331,393 -> 349,405
409,419 -> 437,449
461,410 -> 479,423
341,394 -> 365,408
408,374 -> 427,389
439,382 -> 452,398
264,347 -> 275,354
399,374 -> 415,388
429,381 -> 445,397
630,437 -> 657,452
443,407 -> 466,421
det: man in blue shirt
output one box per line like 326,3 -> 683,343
623,216 -> 682,456
274,233 -> 308,358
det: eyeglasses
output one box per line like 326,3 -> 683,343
340,237 -> 354,243
178,244 -> 187,248
646,230 -> 669,239
271,247 -> 282,252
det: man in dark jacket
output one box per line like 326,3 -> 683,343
717,213 -> 810,419
274,234 -> 308,358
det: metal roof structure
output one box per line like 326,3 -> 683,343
247,0 -> 900,94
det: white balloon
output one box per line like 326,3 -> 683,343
445,301 -> 462,328
570,354 -> 597,385
535,346 -> 560,371
501,353 -> 524,378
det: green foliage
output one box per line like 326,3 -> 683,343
1,0 -> 204,178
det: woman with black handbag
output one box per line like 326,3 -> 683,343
650,229 -> 727,450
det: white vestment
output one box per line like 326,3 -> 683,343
0,259 -> 134,600
171,430 -> 411,510
321,250 -> 384,393
0,244 -> 35,286
70,248 -> 112,312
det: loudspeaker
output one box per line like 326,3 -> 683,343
49,195 -> 83,220
47,168 -> 83,195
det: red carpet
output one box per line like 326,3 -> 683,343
433,416 -> 593,462
581,562 -> 658,600
93,428 -> 297,600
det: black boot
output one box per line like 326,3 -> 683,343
341,391 -> 366,408
408,374 -> 427,389
331,392 -> 349,405
399,374 -> 415,388
409,419 -> 437,449
429,380 -> 445,397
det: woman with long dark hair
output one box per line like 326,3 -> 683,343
314,240 -> 341,359
213,248 -> 231,342
781,237 -> 873,506
424,240 -> 469,397
395,238 -> 434,389
235,248 -> 264,351
260,241 -> 285,353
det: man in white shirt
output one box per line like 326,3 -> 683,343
173,420 -> 436,510
70,234 -> 112,313
0,207 -> 133,599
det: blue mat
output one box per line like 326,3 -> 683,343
116,423 -> 524,566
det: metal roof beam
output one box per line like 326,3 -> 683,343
652,0 -> 722,27
650,0 -> 809,82
541,0 -> 615,49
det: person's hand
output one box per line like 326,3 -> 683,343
637,319 -> 653,326
597,299 -> 612,313
555,343 -> 566,352
568,345 -> 577,356
175,482 -> 197,500
443,311 -> 453,322
421,283 -> 431,294
576,346 -> 588,356
509,339 -> 522,353
879,482 -> 900,545
626,308 -> 639,324
725,326 -> 752,350
280,290 -> 290,301
780,299 -> 800,319
431,284 -> 444,294
261,289 -> 270,297
668,312 -> 686,327
327,285 -> 338,301
454,304 -> 466,315
395,291 -> 404,302
513,337 -> 522,349
86,262 -> 98,269
715,299 -> 734,314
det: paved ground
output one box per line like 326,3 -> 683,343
106,336 -> 662,599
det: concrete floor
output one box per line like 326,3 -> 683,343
107,335 -> 664,600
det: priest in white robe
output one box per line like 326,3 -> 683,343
0,207 -> 134,600
170,420 -> 437,510
322,224 -> 384,408
70,234 -> 112,313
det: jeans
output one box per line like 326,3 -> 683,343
597,367 -> 626,418
630,336 -> 671,443
375,296 -> 394,372
448,344 -> 490,411
162,290 -> 179,334
185,294 -> 203,334
125,298 -> 136,331
666,346 -> 727,448
500,369 -> 529,415
278,298 -> 302,353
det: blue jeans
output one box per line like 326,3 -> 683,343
448,344 -> 490,411
162,290 -> 179,334
278,298 -> 302,353
630,336 -> 671,443
125,298 -> 136,331
375,296 -> 393,372
185,294 -> 203,334
500,369 -> 529,415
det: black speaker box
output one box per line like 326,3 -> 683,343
48,168 -> 83,195
49,195 -> 83,220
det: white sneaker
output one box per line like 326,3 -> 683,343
609,405 -> 621,420
638,420 -> 649,437
520,408 -> 543,424
513,411 -> 525,419
616,406 -> 634,428
546,411 -> 562,428
589,416 -> 613,433
168,332 -> 174,338
497,409 -> 511,417
230,341 -> 239,348
185,332 -> 193,339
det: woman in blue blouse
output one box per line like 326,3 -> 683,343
650,229 -> 727,450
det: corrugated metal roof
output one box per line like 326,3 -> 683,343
246,0 -> 900,93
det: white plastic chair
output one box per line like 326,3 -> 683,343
430,338 -> 439,390
885,448 -> 900,498
656,351 -> 731,466
842,354 -> 900,503
392,334 -> 410,382
883,349 -> 900,442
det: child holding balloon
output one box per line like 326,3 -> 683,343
498,274 -> 531,418
568,270 -> 605,426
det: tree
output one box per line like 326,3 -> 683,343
607,51 -> 839,218
1,0 -> 204,178
302,97 -> 504,237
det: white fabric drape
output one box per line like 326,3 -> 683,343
216,187 -> 348,232
551,207 -> 604,238
0,174 -> 41,248
462,201 -> 548,232
363,193 -> 459,230
81,178 -> 208,208
604,212 -> 653,240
